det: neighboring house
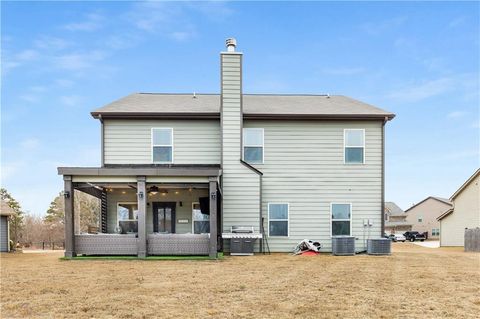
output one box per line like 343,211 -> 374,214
58,39 -> 395,258
384,202 -> 412,234
1,199 -> 15,252
405,196 -> 452,238
437,169 -> 480,247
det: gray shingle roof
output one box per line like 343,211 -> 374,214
91,93 -> 395,119
384,202 -> 406,216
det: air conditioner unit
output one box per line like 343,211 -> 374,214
367,238 -> 391,255
331,236 -> 355,256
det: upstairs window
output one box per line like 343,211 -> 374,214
344,129 -> 365,164
152,128 -> 173,163
418,215 -> 423,223
243,128 -> 264,164
331,203 -> 352,236
268,203 -> 289,237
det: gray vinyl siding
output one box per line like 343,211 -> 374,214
103,120 -> 220,165
1,216 -> 9,252
221,53 -> 261,235
244,120 -> 383,252
106,188 -> 208,234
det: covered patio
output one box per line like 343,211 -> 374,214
58,166 -> 221,259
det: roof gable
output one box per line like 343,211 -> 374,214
450,168 -> 480,200
405,196 -> 452,213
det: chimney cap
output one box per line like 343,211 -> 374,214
226,38 -> 237,52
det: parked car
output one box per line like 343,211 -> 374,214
403,231 -> 426,242
389,233 -> 406,242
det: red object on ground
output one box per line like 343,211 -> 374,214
300,251 -> 319,256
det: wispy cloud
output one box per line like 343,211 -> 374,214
55,50 -> 107,71
59,95 -> 82,107
169,31 -> 194,42
322,67 -> 365,76
63,13 -> 104,31
34,35 -> 71,50
20,138 -> 41,150
387,77 -> 454,102
360,16 -> 408,35
387,73 -> 478,103
448,16 -> 466,28
447,111 -> 468,119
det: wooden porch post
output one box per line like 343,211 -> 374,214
209,178 -> 218,259
137,176 -> 147,258
64,175 -> 76,257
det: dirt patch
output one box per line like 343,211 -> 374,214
1,243 -> 479,318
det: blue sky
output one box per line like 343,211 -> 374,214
1,1 -> 479,215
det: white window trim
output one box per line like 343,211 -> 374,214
117,202 -> 139,226
243,128 -> 264,164
267,202 -> 289,237
418,215 -> 423,223
344,129 -> 365,164
330,203 -> 353,237
151,128 -> 174,164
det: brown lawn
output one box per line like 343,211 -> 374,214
1,243 -> 479,319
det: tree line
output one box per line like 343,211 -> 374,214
1,188 -> 100,248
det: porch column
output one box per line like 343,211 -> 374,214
64,175 -> 76,258
137,176 -> 147,258
209,178 -> 218,259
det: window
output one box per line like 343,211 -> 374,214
243,128 -> 264,164
331,203 -> 352,236
268,203 -> 288,236
344,129 -> 365,164
117,202 -> 138,233
152,128 -> 173,163
192,202 -> 210,234
432,228 -> 440,236
385,213 -> 389,221
418,215 -> 423,223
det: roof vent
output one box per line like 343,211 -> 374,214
226,38 -> 237,52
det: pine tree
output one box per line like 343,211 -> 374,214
0,188 -> 25,244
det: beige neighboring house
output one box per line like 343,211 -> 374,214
437,169 -> 480,247
384,202 -> 412,234
405,196 -> 452,239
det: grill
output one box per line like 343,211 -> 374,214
222,226 -> 262,256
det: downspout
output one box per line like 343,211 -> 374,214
100,114 -> 104,167
240,160 -> 263,253
381,116 -> 387,237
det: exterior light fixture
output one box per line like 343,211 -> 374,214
175,190 -> 179,195
121,191 -> 126,194
211,192 -> 216,200
138,191 -> 144,199
63,191 -> 70,198
148,185 -> 159,195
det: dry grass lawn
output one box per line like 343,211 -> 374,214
1,243 -> 479,318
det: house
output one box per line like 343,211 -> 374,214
384,202 -> 412,234
1,199 -> 15,252
57,39 -> 395,258
405,196 -> 452,239
437,169 -> 480,247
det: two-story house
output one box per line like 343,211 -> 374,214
384,202 -> 412,234
437,169 -> 480,246
405,196 -> 452,239
58,39 -> 395,258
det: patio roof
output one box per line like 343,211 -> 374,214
58,165 -> 222,177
